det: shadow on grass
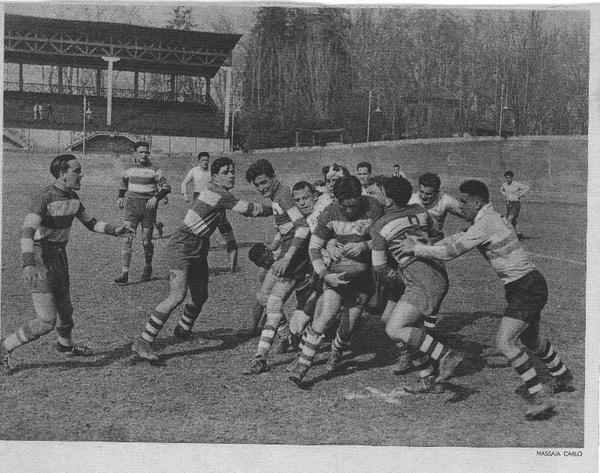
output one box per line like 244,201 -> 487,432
114,275 -> 169,287
7,328 -> 257,374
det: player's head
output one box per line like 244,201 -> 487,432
504,170 -> 514,184
333,175 -> 363,220
246,159 -> 276,199
50,154 -> 83,190
292,181 -> 316,217
356,161 -> 372,187
211,157 -> 235,190
133,141 -> 151,165
459,179 -> 489,222
365,175 -> 389,207
322,163 -> 350,196
248,243 -> 275,269
393,164 -> 400,172
418,172 -> 441,206
381,176 -> 412,208
198,151 -> 210,169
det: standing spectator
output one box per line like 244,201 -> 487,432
85,105 -> 93,125
45,103 -> 53,122
500,171 -> 530,240
37,103 -> 44,121
392,163 -> 406,178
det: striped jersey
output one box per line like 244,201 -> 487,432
119,163 -> 168,200
179,182 -> 272,238
307,192 -> 334,233
371,204 -> 440,274
408,192 -> 463,232
269,179 -> 310,258
309,195 -> 384,277
21,185 -> 116,266
413,203 -> 535,284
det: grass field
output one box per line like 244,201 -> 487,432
0,145 -> 586,448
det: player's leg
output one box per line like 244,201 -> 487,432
251,268 -> 278,334
174,255 -> 209,339
496,316 -> 557,419
243,277 -> 296,374
115,219 -> 138,284
289,287 -> 342,385
132,268 -> 188,361
140,208 -> 157,282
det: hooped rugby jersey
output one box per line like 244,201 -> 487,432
309,195 -> 384,277
269,179 -> 310,258
413,203 -> 535,284
408,192 -> 463,233
21,185 -> 116,266
119,163 -> 169,200
179,182 -> 273,238
371,203 -> 440,274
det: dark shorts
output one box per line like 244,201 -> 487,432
125,197 -> 158,229
29,245 -> 70,295
384,276 -> 406,303
166,228 -> 210,271
278,235 -> 311,280
400,259 -> 448,317
504,270 -> 547,323
506,201 -> 521,218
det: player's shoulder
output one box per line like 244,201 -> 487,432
408,193 -> 420,205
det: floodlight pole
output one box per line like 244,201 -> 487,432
82,95 -> 86,156
367,90 -> 372,143
102,56 -> 120,127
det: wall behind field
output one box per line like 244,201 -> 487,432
235,136 -> 587,203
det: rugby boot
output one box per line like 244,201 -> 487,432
56,342 -> 93,357
0,342 -> 13,375
525,385 -> 558,420
132,339 -> 158,362
325,349 -> 343,374
114,271 -> 129,285
140,265 -> 153,282
435,349 -> 464,383
289,363 -> 309,387
286,357 -> 300,373
173,325 -> 193,340
403,375 -> 445,394
392,350 -> 413,375
242,356 -> 269,375
553,369 -> 575,393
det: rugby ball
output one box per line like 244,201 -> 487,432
329,258 -> 368,280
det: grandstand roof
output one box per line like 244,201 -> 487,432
4,14 -> 241,77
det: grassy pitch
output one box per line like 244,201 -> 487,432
0,147 -> 585,447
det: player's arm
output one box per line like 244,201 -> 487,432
518,182 -> 530,198
500,183 -> 507,198
279,192 -> 311,260
410,222 -> 489,261
76,202 -> 131,236
370,226 -> 393,276
445,194 -> 467,220
217,213 -> 238,252
222,192 -> 273,218
21,195 -> 46,287
181,169 -> 194,198
308,215 -> 332,278
154,169 -> 171,201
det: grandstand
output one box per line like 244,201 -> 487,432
3,14 -> 240,151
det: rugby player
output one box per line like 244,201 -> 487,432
500,171 -> 530,240
289,175 -> 384,386
1,154 -> 132,374
181,151 -> 238,271
397,179 -> 573,419
243,160 -> 312,374
131,157 -> 273,361
370,176 -> 460,394
114,141 -> 171,284
356,161 -> 372,194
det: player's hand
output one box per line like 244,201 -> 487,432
22,265 -> 38,289
326,239 -> 343,261
271,256 -> 291,277
117,197 -> 124,209
146,197 -> 158,210
395,237 -> 417,257
114,224 -> 134,236
342,242 -> 366,258
162,197 -> 169,206
324,272 -> 349,288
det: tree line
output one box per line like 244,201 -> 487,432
238,8 -> 588,149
